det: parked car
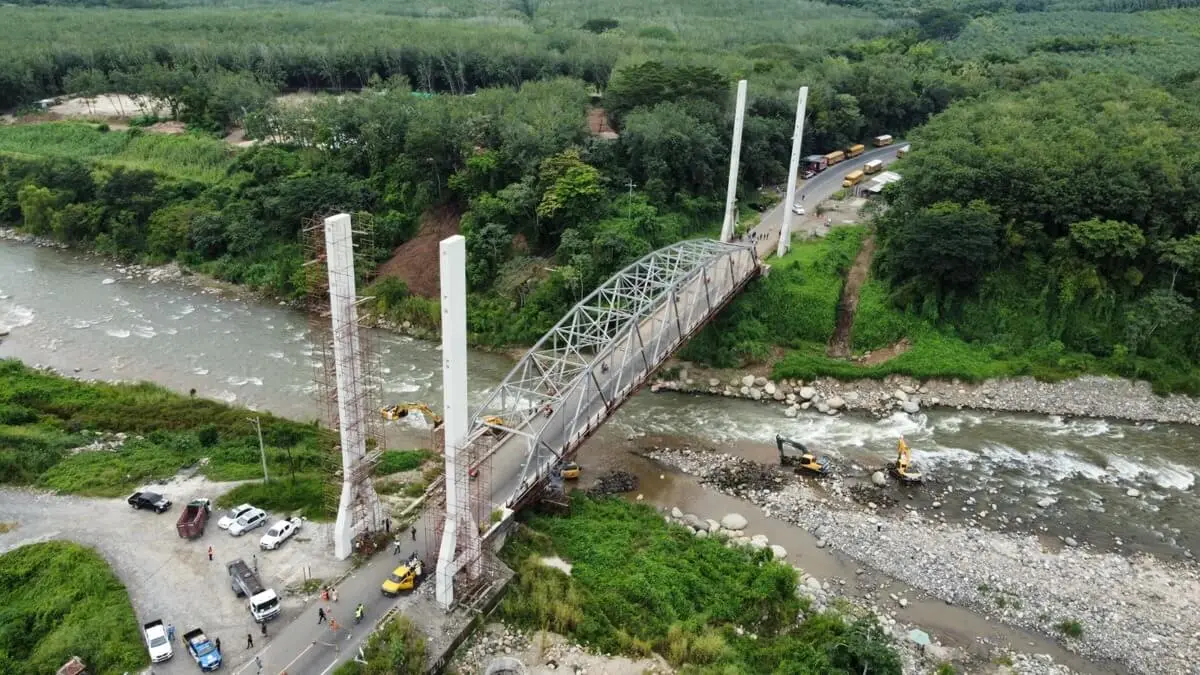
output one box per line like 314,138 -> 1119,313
802,169 -> 816,180
217,503 -> 255,530
791,203 -> 806,216
127,491 -> 172,513
228,507 -> 268,536
260,517 -> 302,550
142,619 -> 173,663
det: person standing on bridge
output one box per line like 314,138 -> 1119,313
318,607 -> 327,624
246,633 -> 253,649
411,525 -> 416,541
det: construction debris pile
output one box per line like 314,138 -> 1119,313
586,470 -> 638,496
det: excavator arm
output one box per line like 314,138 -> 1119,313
381,402 -> 444,427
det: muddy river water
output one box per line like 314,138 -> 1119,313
3,240 -> 1198,671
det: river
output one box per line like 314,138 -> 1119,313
6,240 -> 1200,671
3,241 -> 1197,560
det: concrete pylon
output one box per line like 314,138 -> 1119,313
435,234 -> 476,609
720,79 -> 748,243
325,213 -> 381,560
778,86 -> 809,258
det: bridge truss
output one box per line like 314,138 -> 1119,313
470,238 -> 761,507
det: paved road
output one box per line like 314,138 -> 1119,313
744,142 -> 905,259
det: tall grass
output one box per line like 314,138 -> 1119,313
0,123 -> 233,182
498,497 -> 901,673
0,542 -> 146,675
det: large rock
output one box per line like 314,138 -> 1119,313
739,386 -> 750,396
705,519 -> 721,533
826,396 -> 846,410
893,389 -> 909,402
741,375 -> 756,388
684,514 -> 706,531
670,507 -> 683,519
871,471 -> 887,487
902,401 -> 920,414
770,544 -> 788,560
785,393 -> 797,403
772,391 -> 785,401
750,388 -> 763,401
721,513 -> 748,530
784,406 -> 799,418
754,376 -> 769,387
749,534 -> 769,550
816,402 -> 829,414
799,386 -> 816,400
1036,496 -> 1057,508
708,378 -> 721,387
764,382 -> 777,395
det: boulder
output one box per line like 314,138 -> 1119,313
671,507 -> 683,519
705,519 -> 721,533
742,375 -> 756,388
816,402 -> 829,414
749,535 -> 769,550
721,513 -> 749,530
709,378 -> 721,387
764,382 -> 777,395
805,576 -> 823,591
684,514 -> 705,531
902,401 -> 920,414
826,396 -> 846,410
784,406 -> 799,418
844,391 -> 859,402
770,544 -> 788,560
730,377 -> 742,387
750,388 -> 763,401
754,376 -> 769,387
871,471 -> 887,487
893,389 -> 909,402
695,529 -> 708,539
799,386 -> 817,400
1036,496 -> 1057,509
1126,488 -> 1142,498
800,401 -> 811,410
785,393 -> 796,403
772,391 -> 785,401
740,386 -> 750,396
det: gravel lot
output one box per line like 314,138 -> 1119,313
0,474 -> 349,675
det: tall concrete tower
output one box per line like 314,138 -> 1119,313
778,86 -> 809,258
720,79 -> 749,243
324,213 -> 383,560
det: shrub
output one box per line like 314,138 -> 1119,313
1058,619 -> 1083,638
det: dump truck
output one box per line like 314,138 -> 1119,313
873,134 -> 894,147
227,558 -> 281,622
864,159 -> 884,175
842,170 -> 865,188
824,150 -> 846,166
846,143 -> 865,158
183,628 -> 221,671
175,498 -> 211,539
802,154 -> 828,173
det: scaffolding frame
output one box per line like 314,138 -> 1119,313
302,212 -> 386,557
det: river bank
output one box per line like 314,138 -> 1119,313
644,445 -> 1200,675
652,364 -> 1200,426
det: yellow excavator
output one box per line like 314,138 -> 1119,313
382,402 -> 443,426
888,436 -> 923,483
776,434 -> 831,476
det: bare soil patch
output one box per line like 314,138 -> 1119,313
376,205 -> 462,298
828,234 -> 876,358
587,107 -> 619,140
857,338 -> 911,365
49,94 -> 166,119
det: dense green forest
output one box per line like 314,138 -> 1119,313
1,0 -> 1199,389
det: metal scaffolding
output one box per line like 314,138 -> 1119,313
302,212 -> 386,560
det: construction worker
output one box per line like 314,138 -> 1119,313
354,603 -> 365,624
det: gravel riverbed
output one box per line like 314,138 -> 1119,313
647,447 -> 1200,675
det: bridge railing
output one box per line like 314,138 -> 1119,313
504,241 -> 760,506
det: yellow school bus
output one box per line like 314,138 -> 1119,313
842,170 -> 865,188
846,144 -> 865,158
824,150 -> 846,165
864,159 -> 884,174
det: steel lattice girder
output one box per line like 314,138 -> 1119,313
468,238 -> 756,448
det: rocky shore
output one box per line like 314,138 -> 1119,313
651,367 -> 1200,425
646,446 -> 1200,675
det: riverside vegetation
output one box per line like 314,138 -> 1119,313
1,0 -> 1200,392
0,358 -> 338,516
498,496 -> 902,674
0,541 -> 145,675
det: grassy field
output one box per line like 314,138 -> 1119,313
0,123 -> 234,182
0,360 -> 334,513
0,542 -> 146,675
499,496 -> 901,672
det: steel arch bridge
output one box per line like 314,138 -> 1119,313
467,239 -> 762,510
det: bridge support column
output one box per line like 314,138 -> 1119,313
778,86 -> 809,258
720,79 -> 748,243
436,234 -> 476,609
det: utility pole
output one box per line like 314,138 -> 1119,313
626,179 -> 637,227
778,86 -> 809,258
248,416 -> 268,483
720,80 -> 748,243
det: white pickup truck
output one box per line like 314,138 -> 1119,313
142,619 -> 173,663
260,517 -> 302,550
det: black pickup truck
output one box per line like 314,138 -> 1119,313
128,491 -> 172,513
